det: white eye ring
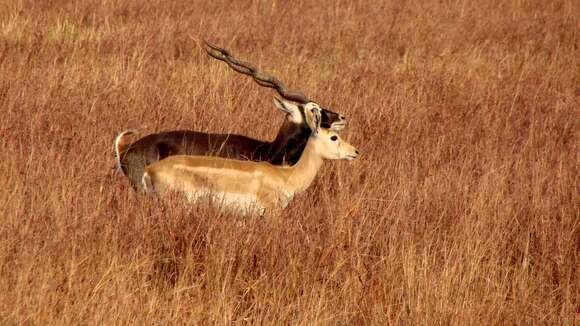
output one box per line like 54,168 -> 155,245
330,136 -> 338,141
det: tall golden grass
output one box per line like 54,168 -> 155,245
0,0 -> 578,324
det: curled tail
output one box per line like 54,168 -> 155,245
113,129 -> 141,174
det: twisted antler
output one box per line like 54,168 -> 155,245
204,40 -> 310,104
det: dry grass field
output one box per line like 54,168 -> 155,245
1,0 -> 578,324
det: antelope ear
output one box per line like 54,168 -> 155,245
305,105 -> 322,136
273,97 -> 301,122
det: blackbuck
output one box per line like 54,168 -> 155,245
142,105 -> 359,215
115,41 -> 347,188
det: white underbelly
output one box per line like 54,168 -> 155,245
185,190 -> 265,215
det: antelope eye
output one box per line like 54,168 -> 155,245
330,136 -> 338,141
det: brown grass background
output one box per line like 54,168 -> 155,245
1,0 -> 579,324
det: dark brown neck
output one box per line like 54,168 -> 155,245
258,119 -> 310,165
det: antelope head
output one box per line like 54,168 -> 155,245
304,104 -> 359,161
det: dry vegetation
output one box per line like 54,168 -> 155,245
1,0 -> 579,324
